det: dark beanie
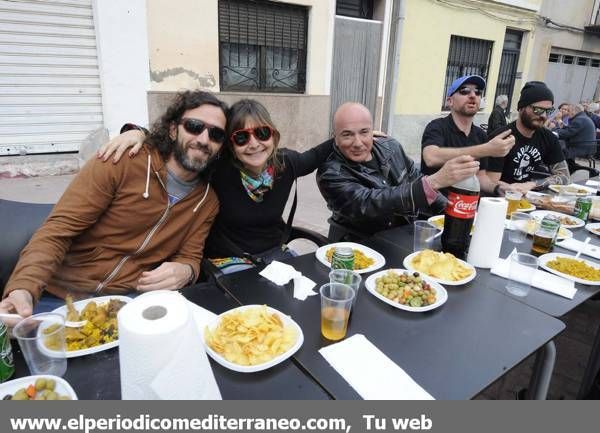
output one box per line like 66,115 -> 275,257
517,81 -> 554,109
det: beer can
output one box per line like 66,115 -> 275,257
331,247 -> 355,270
0,321 -> 15,382
574,197 -> 592,221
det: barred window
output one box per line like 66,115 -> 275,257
218,0 -> 308,93
336,0 -> 374,19
563,55 -> 574,64
578,57 -> 590,66
548,53 -> 560,63
442,35 -> 493,109
592,59 -> 600,68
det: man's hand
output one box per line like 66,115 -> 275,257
484,129 -> 515,158
136,262 -> 193,292
0,290 -> 33,325
508,181 -> 537,195
427,155 -> 480,190
97,129 -> 145,163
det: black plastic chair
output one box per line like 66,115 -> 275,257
326,217 -> 370,243
0,199 -> 54,290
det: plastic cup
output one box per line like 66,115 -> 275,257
505,190 -> 523,218
329,269 -> 362,308
320,283 -> 355,341
508,212 -> 533,244
414,220 -> 439,252
506,252 -> 538,297
13,313 -> 67,377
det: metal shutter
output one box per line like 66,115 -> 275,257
0,0 -> 103,156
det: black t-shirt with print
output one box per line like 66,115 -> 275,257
487,122 -> 564,183
420,114 -> 489,176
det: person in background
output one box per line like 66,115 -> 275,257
487,94 -> 509,134
547,102 -> 571,129
420,75 -> 515,195
556,103 -> 598,176
1,90 -> 224,317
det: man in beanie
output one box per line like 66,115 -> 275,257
487,81 -> 569,194
421,74 -> 515,194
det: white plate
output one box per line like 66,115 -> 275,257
365,269 -> 448,312
51,295 -> 131,358
315,242 -> 385,274
585,222 -> 600,236
0,375 -> 78,400
203,305 -> 303,373
530,210 -> 585,229
549,184 -> 596,196
427,215 -> 475,235
402,251 -> 476,286
539,253 -> 600,286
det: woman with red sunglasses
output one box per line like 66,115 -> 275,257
98,99 -> 332,274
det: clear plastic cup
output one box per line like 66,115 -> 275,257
506,252 -> 538,297
13,313 -> 67,377
509,212 -> 533,244
414,220 -> 439,252
505,190 -> 523,218
329,269 -> 362,308
320,283 -> 355,341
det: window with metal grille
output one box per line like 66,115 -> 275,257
336,0 -> 374,19
592,59 -> 600,68
218,0 -> 308,93
442,35 -> 493,109
548,53 -> 560,63
563,55 -> 574,64
578,57 -> 590,66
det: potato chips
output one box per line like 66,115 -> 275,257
204,306 -> 296,366
410,249 -> 473,282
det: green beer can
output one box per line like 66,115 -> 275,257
0,321 -> 15,382
574,197 -> 592,221
331,247 -> 355,270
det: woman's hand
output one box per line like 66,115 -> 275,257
97,130 -> 145,163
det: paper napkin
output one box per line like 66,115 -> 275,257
586,180 -> 600,188
491,253 -> 576,299
259,260 -> 302,285
556,238 -> 600,260
319,334 -> 434,400
293,276 -> 317,301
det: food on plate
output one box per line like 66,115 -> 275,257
557,186 -> 589,194
410,249 -> 473,281
204,306 -> 297,366
374,270 -> 436,307
591,227 -> 600,235
518,198 -> 533,209
546,257 -> 600,281
3,378 -> 71,400
44,296 -> 126,352
429,216 -> 474,234
524,219 -> 569,238
555,215 -> 579,226
325,247 -> 374,270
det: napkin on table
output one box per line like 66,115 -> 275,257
259,260 -> 317,301
586,180 -> 600,188
556,238 -> 600,260
319,334 -> 434,400
491,253 -> 576,299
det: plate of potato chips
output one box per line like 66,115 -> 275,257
403,249 -> 476,286
203,305 -> 303,373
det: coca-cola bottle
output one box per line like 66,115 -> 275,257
441,174 -> 480,259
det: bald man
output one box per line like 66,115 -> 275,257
317,103 -> 480,238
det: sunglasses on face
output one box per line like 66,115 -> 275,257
530,105 -> 555,116
456,86 -> 483,96
230,125 -> 275,146
179,118 -> 226,144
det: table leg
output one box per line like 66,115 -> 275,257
527,341 -> 556,400
577,322 -> 600,399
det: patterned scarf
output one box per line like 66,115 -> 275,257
240,165 -> 275,202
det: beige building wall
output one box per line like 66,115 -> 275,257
388,0 -> 539,157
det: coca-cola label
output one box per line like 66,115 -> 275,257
446,191 -> 478,219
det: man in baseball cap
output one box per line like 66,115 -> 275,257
421,74 -> 516,195
487,81 -> 570,194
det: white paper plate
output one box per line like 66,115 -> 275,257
365,269 -> 448,312
549,184 -> 596,196
202,305 -> 303,373
530,210 -> 585,229
585,222 -> 600,236
539,253 -> 600,286
51,295 -> 131,358
0,375 -> 78,400
402,251 -> 476,286
315,242 -> 385,274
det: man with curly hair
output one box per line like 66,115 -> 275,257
1,90 -> 226,317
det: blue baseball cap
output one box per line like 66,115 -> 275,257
446,75 -> 486,97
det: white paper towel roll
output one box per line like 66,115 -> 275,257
118,290 -> 222,400
467,197 -> 508,268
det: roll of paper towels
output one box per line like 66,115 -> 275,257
467,197 -> 507,268
118,290 -> 221,400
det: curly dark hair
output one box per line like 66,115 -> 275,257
146,90 -> 228,161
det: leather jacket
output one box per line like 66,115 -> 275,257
316,137 -> 445,235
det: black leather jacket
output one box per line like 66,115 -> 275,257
316,137 -> 445,235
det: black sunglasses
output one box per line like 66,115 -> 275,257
230,126 -> 275,146
179,118 -> 226,144
456,86 -> 483,96
530,105 -> 555,116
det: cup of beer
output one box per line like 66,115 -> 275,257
505,190 -> 523,218
320,283 -> 355,341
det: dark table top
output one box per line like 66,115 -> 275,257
217,240 -> 565,400
373,220 -> 600,318
9,283 -> 330,400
